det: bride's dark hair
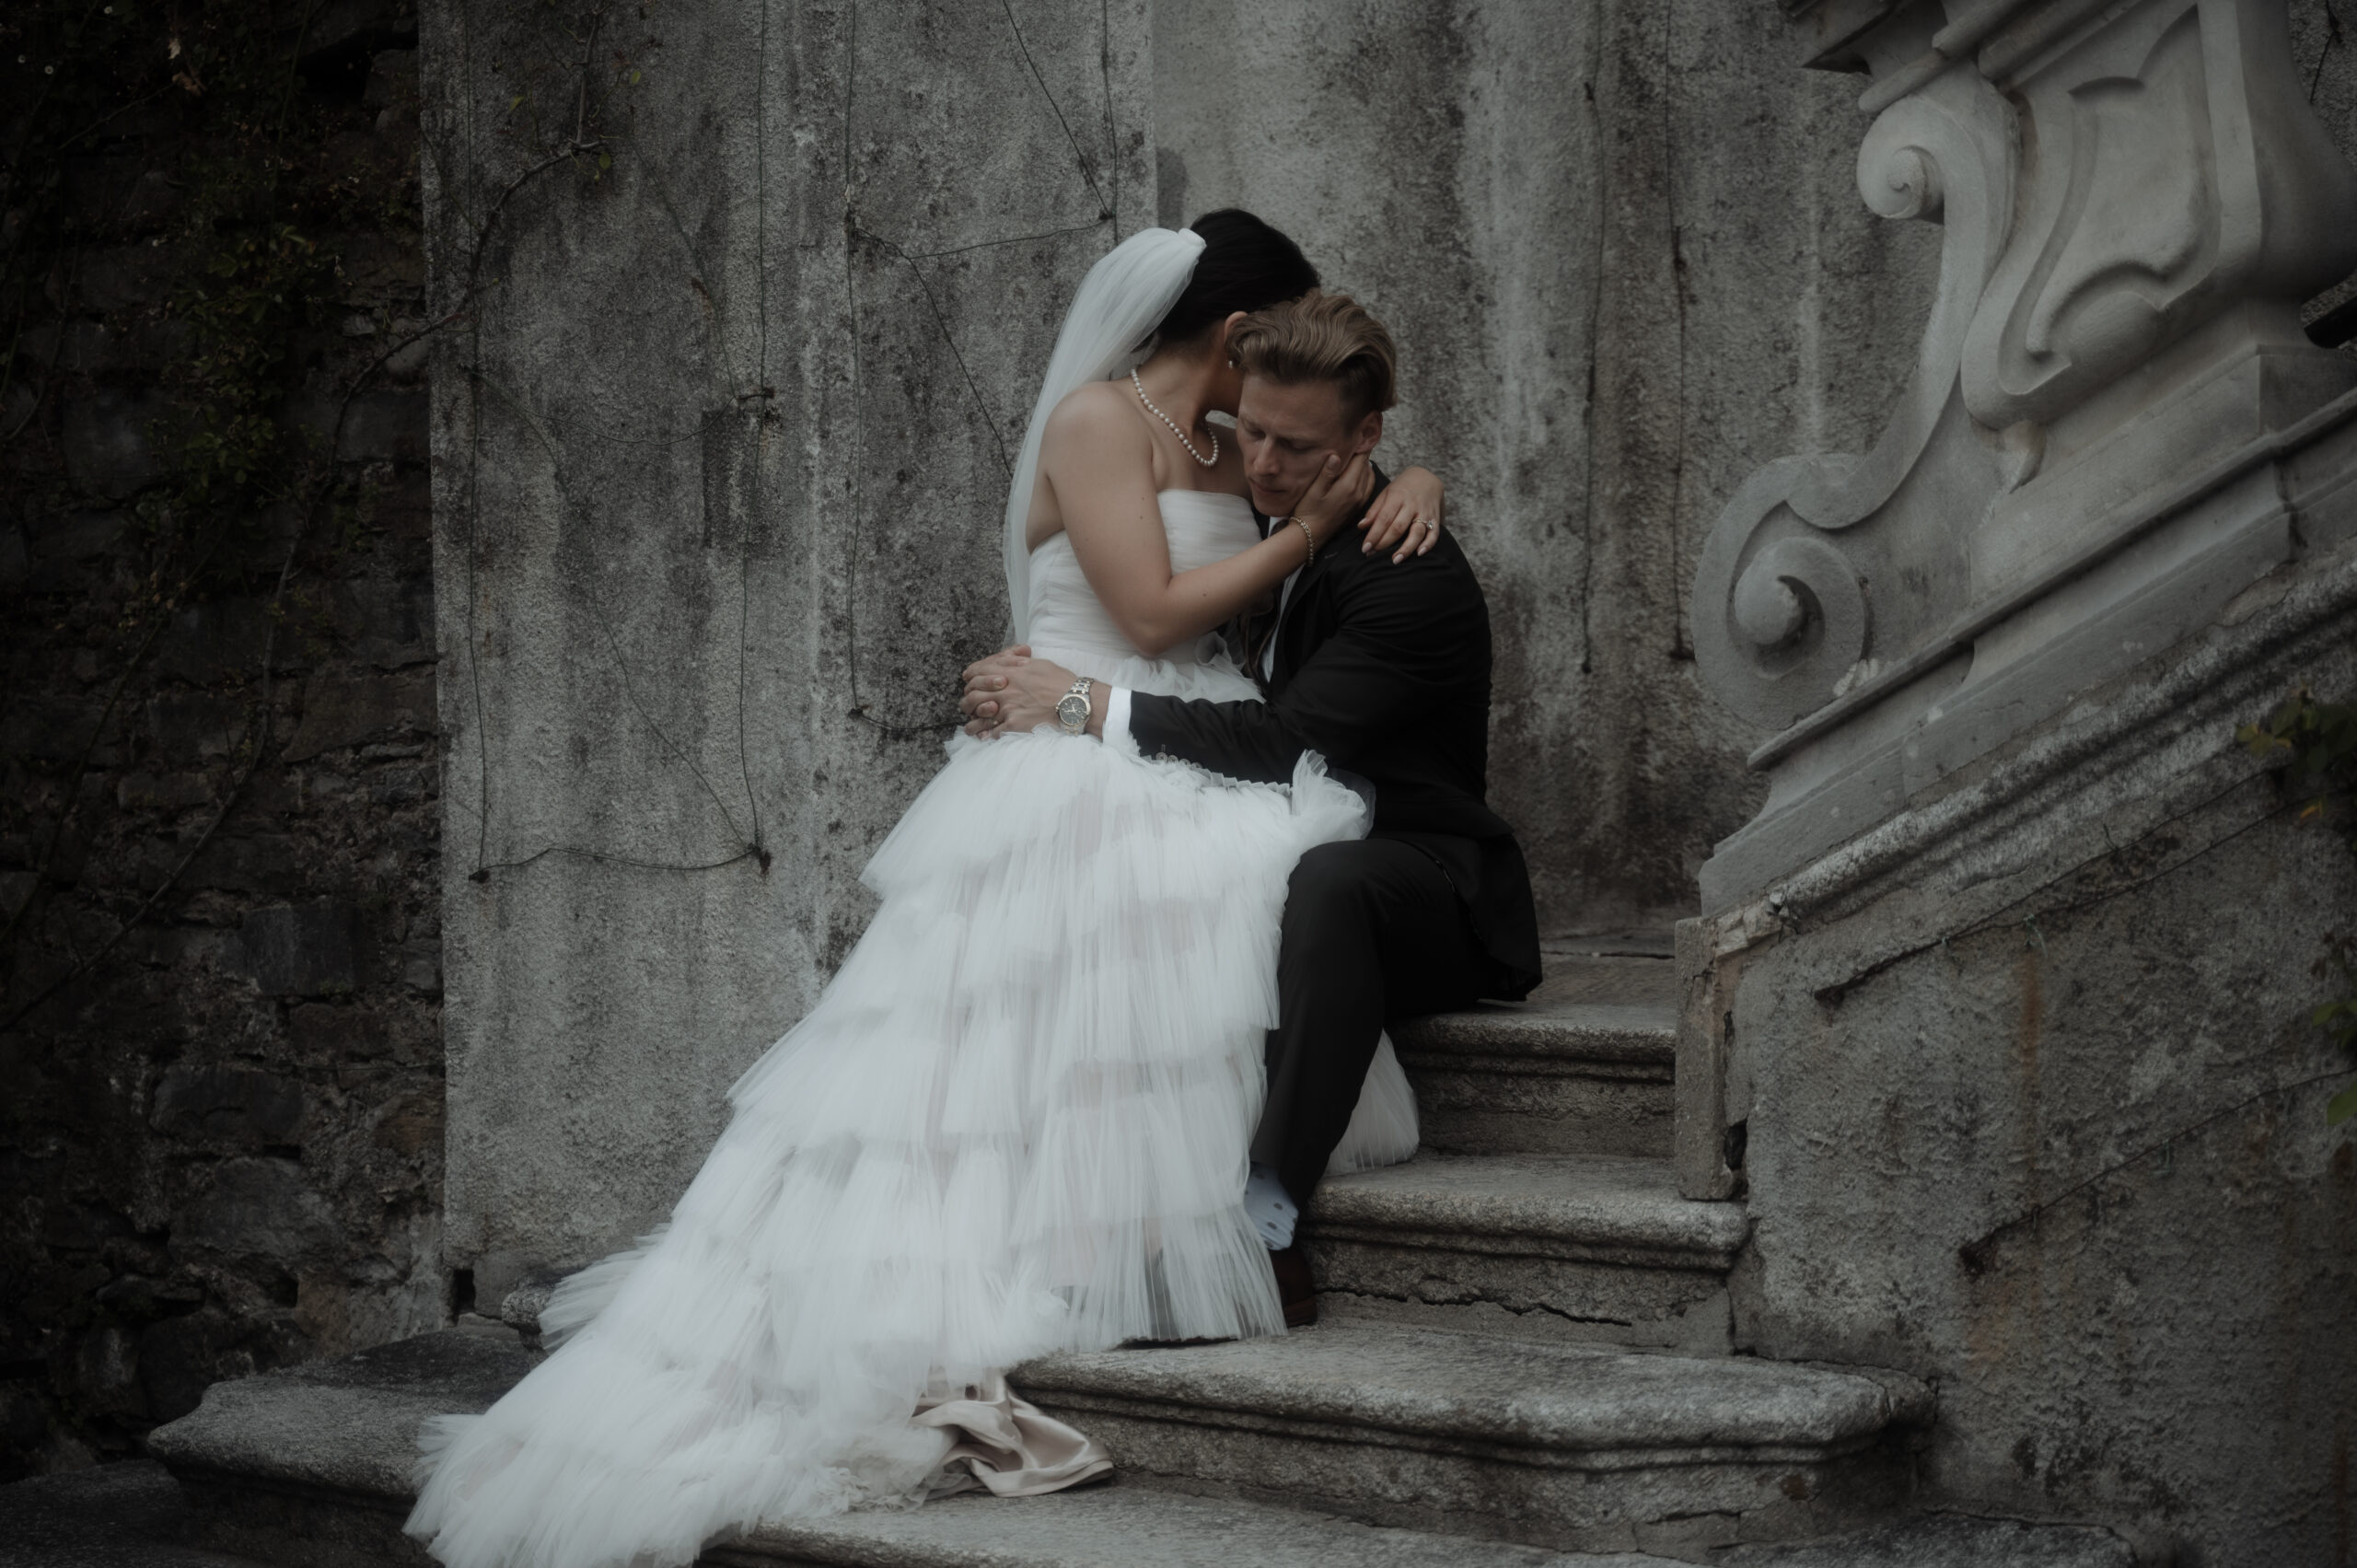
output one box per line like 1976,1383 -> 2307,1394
1152,209 -> 1320,345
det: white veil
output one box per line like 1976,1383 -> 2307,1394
1003,226 -> 1207,641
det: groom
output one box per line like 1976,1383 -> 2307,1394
960,291 -> 1542,1324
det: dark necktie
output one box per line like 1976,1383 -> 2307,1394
1237,508 -> 1279,686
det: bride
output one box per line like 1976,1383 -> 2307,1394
404,210 -> 1445,1568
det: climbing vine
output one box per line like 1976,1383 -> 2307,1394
5,2 -> 412,557
0,0 -> 449,1475
0,0 -> 423,1011
2237,684 -> 2357,1119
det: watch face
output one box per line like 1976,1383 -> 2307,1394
1055,692 -> 1089,730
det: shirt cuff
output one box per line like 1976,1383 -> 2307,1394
1102,686 -> 1132,746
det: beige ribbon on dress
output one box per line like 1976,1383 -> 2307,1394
913,1374 -> 1115,1499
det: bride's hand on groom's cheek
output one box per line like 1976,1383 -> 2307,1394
1291,453 -> 1373,548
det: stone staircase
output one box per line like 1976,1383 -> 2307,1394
1306,937 -> 1732,1353
997,940 -> 1928,1555
116,939 -> 2141,1567
1396,937 -> 1680,1162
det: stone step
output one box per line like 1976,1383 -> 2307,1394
0,1460 -> 2138,1568
1398,951 -> 1678,1160
723,1485 -> 1676,1567
1304,1153 -> 1747,1353
136,1325 -> 2127,1568
147,1325 -> 538,1568
1012,1320 -> 1934,1559
0,1459 -> 270,1568
1713,1516 -> 2135,1567
729,1491 -> 2131,1568
139,1327 -> 1643,1568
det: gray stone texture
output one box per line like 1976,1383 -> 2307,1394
1016,1319 -> 1927,1555
424,0 -> 1158,1293
729,1486 -> 1677,1568
151,1330 -> 1683,1567
1716,1514 -> 2134,1568
1312,1152 -> 1747,1270
0,1460 -> 263,1568
149,1325 -> 535,1504
1701,539 -> 2357,1562
1304,1152 -> 1744,1352
1657,5 -> 2357,1561
147,1321 -> 1709,1568
1689,0 -> 2357,911
151,1325 -> 532,1568
1021,1319 -> 1922,1457
143,1320 -> 2119,1568
1396,952 -> 1678,1157
171,1160 -> 343,1265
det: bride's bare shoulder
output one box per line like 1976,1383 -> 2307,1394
1041,380 -> 1149,456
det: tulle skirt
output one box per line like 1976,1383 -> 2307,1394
404,703 -> 1418,1568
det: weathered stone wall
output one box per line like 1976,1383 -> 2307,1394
428,0 -> 2357,1294
0,4 -> 440,1478
1709,535 -> 2357,1563
1152,0 -> 1944,931
1677,6 -> 2357,1557
424,0 -> 1156,1301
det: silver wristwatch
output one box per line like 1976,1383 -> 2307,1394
1055,677 -> 1095,736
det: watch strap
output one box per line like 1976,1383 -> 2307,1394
1058,676 -> 1095,733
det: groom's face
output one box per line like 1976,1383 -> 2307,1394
1237,376 -> 1382,519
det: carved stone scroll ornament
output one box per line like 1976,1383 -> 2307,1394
1691,69 -> 2014,730
1694,0 -> 2357,740
1686,0 -> 2357,913
1959,0 -> 2357,436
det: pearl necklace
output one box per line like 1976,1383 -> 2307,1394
1132,368 -> 1218,468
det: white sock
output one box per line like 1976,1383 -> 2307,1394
1245,1162 -> 1297,1250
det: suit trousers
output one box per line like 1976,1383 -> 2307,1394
1252,837 -> 1489,1208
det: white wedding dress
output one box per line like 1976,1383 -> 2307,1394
403,486 -> 1422,1568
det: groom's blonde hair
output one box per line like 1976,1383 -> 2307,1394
1230,289 -> 1398,424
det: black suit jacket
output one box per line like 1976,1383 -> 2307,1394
1129,485 -> 1543,1000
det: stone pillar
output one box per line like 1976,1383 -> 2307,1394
421,0 -> 1153,1304
1689,0 -> 2357,911
1676,2 -> 2357,1555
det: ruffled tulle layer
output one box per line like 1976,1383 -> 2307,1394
406,718 -> 1393,1568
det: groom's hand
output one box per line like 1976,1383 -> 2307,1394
959,646 -> 1084,737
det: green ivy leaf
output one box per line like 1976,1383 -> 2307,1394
2328,1080 -> 2357,1126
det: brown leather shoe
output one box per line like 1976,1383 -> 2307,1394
1271,1245 -> 1317,1328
